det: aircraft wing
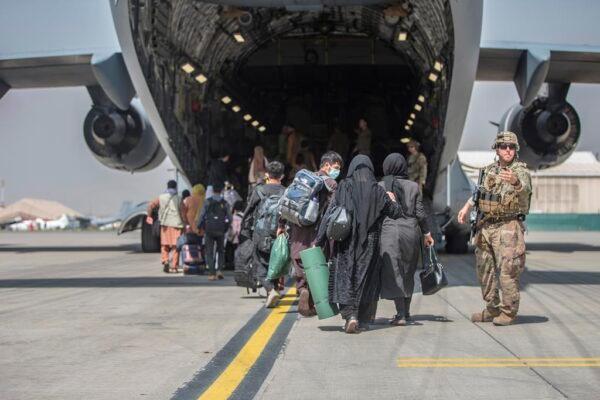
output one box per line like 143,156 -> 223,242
0,0 -> 133,108
477,41 -> 600,106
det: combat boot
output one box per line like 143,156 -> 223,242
471,309 -> 499,323
492,313 -> 515,326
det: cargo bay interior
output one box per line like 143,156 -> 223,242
128,0 -> 453,194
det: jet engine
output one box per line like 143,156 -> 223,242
499,93 -> 580,170
83,100 -> 166,172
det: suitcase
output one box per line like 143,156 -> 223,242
182,243 -> 203,266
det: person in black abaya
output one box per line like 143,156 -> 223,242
316,155 -> 403,333
379,153 -> 434,325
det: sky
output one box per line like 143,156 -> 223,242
0,0 -> 599,216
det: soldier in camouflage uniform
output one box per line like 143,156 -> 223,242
407,140 -> 428,192
457,131 -> 532,326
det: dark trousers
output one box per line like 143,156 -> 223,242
205,234 -> 225,275
393,297 -> 412,318
254,249 -> 279,291
293,257 -> 308,290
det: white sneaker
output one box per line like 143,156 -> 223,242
265,290 -> 280,308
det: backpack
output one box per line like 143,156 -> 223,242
279,169 -> 324,226
204,198 -> 230,235
234,239 -> 259,292
253,188 -> 283,253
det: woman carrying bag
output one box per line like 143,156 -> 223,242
379,153 -> 434,326
316,155 -> 403,333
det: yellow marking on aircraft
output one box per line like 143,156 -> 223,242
397,357 -> 600,368
198,287 -> 297,400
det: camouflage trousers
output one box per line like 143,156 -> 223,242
474,219 -> 526,318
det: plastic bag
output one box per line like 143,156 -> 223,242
267,234 -> 291,280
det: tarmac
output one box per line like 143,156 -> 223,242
0,230 -> 599,399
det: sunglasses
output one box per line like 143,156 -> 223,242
498,144 -> 516,150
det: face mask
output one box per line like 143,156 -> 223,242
328,168 -> 340,179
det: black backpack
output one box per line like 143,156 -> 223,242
253,188 -> 283,253
234,239 -> 259,293
204,198 -> 230,235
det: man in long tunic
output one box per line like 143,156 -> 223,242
147,180 -> 185,273
458,131 -> 532,326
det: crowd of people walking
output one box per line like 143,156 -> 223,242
146,117 -> 531,334
146,117 -> 441,333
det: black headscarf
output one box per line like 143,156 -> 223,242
337,155 -> 388,253
382,153 -> 408,214
383,153 -> 408,179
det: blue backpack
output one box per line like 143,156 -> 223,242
279,169 -> 324,226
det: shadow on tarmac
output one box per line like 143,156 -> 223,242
317,314 -> 548,332
411,314 -> 453,323
0,245 -> 142,253
515,315 -> 549,324
521,271 -> 600,285
0,277 -> 238,288
525,242 -> 600,252
445,270 -> 600,288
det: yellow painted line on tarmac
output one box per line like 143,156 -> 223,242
198,287 -> 297,400
397,357 -> 600,368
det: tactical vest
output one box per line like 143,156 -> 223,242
158,193 -> 184,228
477,161 -> 530,217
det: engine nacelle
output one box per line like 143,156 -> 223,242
499,97 -> 580,170
83,100 -> 166,172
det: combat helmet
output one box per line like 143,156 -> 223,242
492,131 -> 520,151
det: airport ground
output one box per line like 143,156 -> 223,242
0,231 -> 599,400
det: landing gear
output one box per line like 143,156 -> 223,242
141,218 -> 160,253
445,232 -> 469,254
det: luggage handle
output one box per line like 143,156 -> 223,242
420,240 -> 439,271
428,246 -> 439,266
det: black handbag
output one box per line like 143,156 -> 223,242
419,246 -> 448,295
326,206 -> 352,242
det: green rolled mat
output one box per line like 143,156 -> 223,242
299,246 -> 339,319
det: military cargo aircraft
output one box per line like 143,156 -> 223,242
1,0 -> 599,252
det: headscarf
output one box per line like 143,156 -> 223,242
252,146 -> 266,177
337,155 -> 388,253
382,153 -> 408,213
191,184 -> 205,225
382,153 -> 408,179
191,184 -> 206,197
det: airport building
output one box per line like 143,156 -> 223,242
459,151 -> 600,230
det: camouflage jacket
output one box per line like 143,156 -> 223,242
408,152 -> 427,186
478,159 -> 532,217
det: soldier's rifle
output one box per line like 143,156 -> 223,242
469,169 -> 485,240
